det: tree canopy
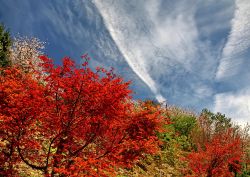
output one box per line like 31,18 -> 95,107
0,25 -> 249,176
0,55 -> 166,176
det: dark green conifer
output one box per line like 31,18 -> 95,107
0,24 -> 12,67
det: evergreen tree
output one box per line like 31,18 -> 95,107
0,23 -> 11,67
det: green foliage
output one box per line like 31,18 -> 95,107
200,108 -> 232,133
0,25 -> 248,176
159,108 -> 196,151
169,109 -> 197,137
237,169 -> 250,177
116,108 -> 196,176
0,23 -> 12,67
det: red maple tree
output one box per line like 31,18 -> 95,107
0,55 -> 166,176
185,129 -> 243,177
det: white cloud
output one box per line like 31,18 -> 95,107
4,0 -> 250,124
213,0 -> 250,125
195,0 -> 234,38
94,0 -> 168,102
216,0 -> 250,79
214,88 -> 250,126
94,0 -> 219,104
94,0 -> 247,114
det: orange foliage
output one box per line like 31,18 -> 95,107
0,55 -> 166,176
185,129 -> 243,177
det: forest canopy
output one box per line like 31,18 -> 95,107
0,24 -> 250,177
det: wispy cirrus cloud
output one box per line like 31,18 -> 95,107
94,0 -> 234,109
94,0 -> 169,102
95,0 -> 250,125
1,0 -> 249,124
214,0 -> 250,125
94,0 -> 199,104
216,0 -> 250,80
0,0 -> 155,100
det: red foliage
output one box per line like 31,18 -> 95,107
0,55 -> 165,176
185,129 -> 243,177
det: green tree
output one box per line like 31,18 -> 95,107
0,24 -> 12,67
200,108 -> 232,133
190,109 -> 234,151
169,108 -> 197,137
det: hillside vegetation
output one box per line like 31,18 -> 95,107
1,24 -> 250,177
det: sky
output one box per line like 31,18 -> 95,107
0,0 -> 250,125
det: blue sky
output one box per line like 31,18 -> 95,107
1,0 -> 250,125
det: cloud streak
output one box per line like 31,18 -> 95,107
94,0 -> 168,102
94,0 -> 214,104
1,0 -> 249,124
216,0 -> 250,80
94,0 -> 250,125
93,0 -> 230,108
214,0 -> 250,125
